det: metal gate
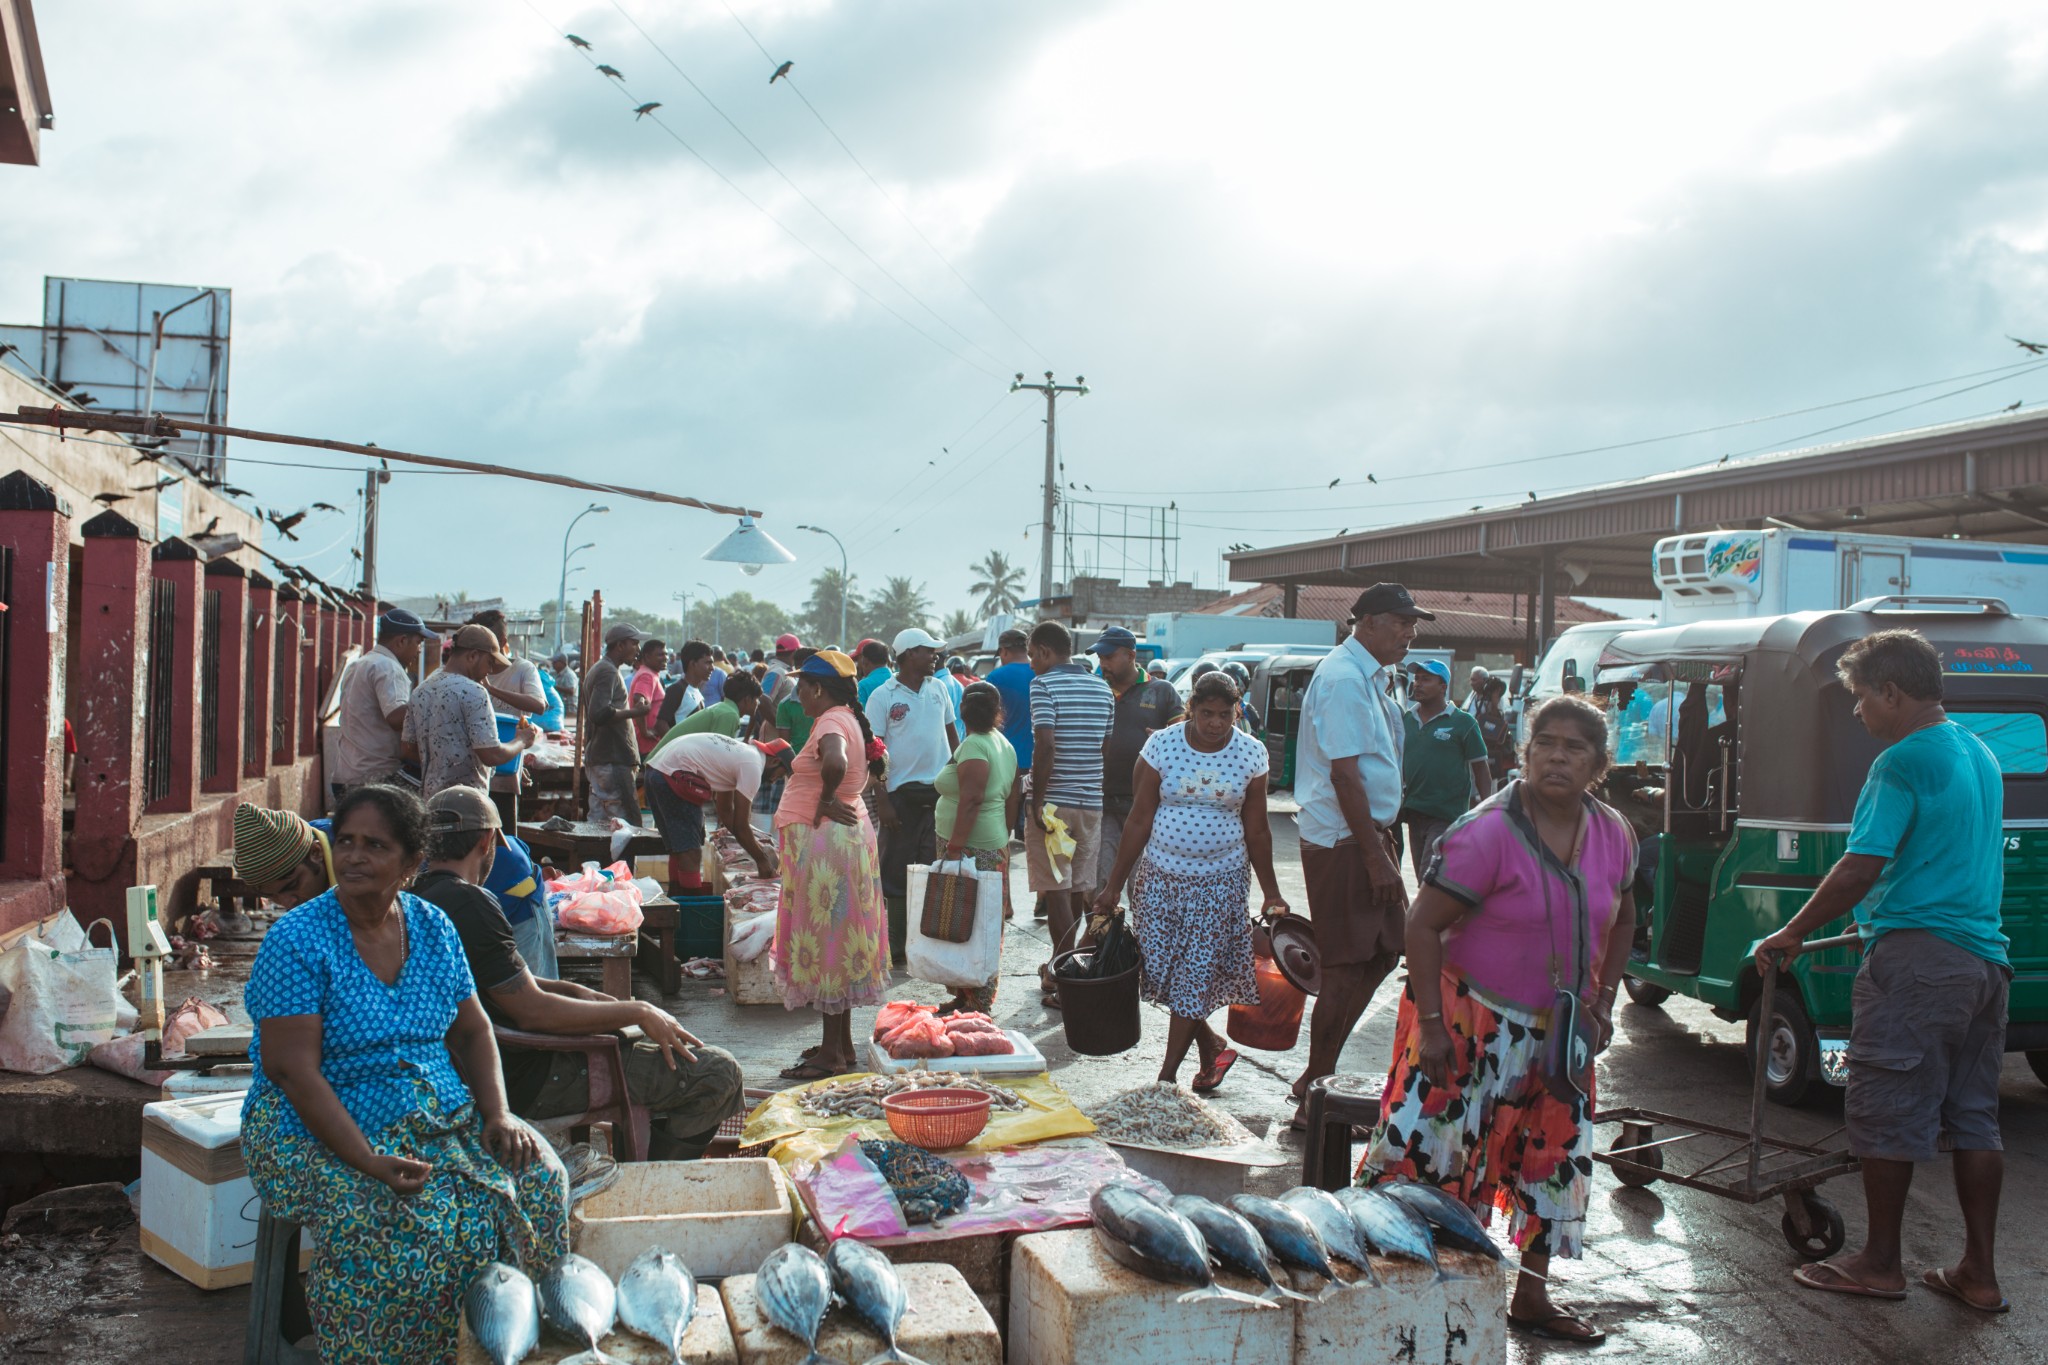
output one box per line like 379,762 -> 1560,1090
242,596 -> 260,774
143,577 -> 176,805
0,546 -> 12,853
199,587 -> 221,784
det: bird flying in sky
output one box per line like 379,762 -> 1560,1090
633,102 -> 662,119
311,501 -> 342,512
268,509 -> 307,540
566,33 -> 591,49
597,64 -> 623,79
93,491 -> 128,505
771,60 -> 793,84
2011,335 -> 2046,355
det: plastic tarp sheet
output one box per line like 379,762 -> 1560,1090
743,1071 -> 1096,1166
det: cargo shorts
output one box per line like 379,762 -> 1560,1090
1846,929 -> 2009,1164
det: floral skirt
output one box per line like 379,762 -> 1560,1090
773,818 -> 891,1013
241,1086 -> 569,1365
1131,855 -> 1258,1020
1356,974 -> 1594,1258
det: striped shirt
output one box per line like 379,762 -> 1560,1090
1029,664 -> 1115,809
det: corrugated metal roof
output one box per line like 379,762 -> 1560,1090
1194,583 -> 1617,646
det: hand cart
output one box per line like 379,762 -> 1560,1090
1592,932 -> 1862,1259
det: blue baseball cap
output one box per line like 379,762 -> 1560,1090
1409,658 -> 1452,686
378,608 -> 434,640
1088,626 -> 1139,655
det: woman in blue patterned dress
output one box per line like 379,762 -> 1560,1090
240,784 -> 567,1365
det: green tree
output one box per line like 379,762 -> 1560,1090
800,568 -> 862,648
865,576 -> 933,640
940,608 -> 977,639
967,550 -> 1024,616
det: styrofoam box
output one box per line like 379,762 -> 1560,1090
864,1029 -> 1049,1076
1294,1254 -> 1506,1365
456,1282 -> 735,1365
724,1261 -> 1001,1365
572,1158 -> 791,1280
139,1091 -> 313,1289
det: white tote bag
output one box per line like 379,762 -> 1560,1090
0,918 -> 124,1075
904,861 -> 1006,990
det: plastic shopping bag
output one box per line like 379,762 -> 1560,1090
905,861 -> 1005,990
0,918 -> 124,1074
89,996 -> 232,1087
551,860 -> 645,935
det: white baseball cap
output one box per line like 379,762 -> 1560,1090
891,627 -> 944,654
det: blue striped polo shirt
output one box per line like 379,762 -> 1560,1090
1028,664 -> 1114,809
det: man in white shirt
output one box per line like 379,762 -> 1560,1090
470,609 -> 547,718
643,733 -> 793,893
865,627 -> 961,961
330,608 -> 435,804
1290,582 -> 1432,1128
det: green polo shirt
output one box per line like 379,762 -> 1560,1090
1401,705 -> 1489,822
651,699 -> 742,756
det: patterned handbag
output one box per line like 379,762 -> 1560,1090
918,860 -> 980,944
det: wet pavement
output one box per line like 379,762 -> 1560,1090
5,814 -> 2047,1361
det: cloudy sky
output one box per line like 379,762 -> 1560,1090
7,1 -> 2048,631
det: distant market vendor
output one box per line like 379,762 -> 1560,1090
239,784 -> 566,1365
642,731 -> 794,893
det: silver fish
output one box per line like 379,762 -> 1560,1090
1227,1193 -> 1341,1298
755,1244 -> 842,1365
1280,1187 -> 1381,1284
463,1262 -> 540,1365
825,1237 -> 933,1365
1091,1186 -> 1276,1309
1337,1186 -> 1445,1279
1169,1195 -> 1313,1304
1375,1179 -> 1505,1262
538,1253 -> 619,1364
616,1247 -> 696,1364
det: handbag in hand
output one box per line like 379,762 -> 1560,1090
919,860 -> 980,944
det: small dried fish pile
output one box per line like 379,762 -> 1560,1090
796,1071 -> 1025,1120
1091,1082 -> 1256,1150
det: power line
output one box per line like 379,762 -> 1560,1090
714,0 -> 1051,368
831,390 -> 1018,546
515,0 -> 1003,381
604,0 -> 1011,374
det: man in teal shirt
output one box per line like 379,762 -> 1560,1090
1758,629 -> 2009,1312
1398,659 -> 1493,879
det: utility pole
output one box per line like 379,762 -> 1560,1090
360,464 -> 390,599
1011,371 -> 1088,610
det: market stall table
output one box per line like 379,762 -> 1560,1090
518,819 -> 666,868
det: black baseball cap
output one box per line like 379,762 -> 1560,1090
1349,583 -> 1435,620
378,608 -> 435,640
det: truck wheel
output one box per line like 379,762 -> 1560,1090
1622,976 -> 1672,1008
2027,1052 -> 2048,1089
1747,990 -> 1820,1107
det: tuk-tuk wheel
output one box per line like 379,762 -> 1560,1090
1781,1191 -> 1846,1260
1747,989 -> 1821,1107
1622,975 -> 1672,1008
1610,1123 -> 1662,1187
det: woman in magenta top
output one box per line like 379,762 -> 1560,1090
771,649 -> 892,1079
1358,695 -> 1636,1347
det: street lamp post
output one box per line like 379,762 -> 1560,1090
556,503 -> 610,651
697,581 -> 721,650
796,524 -> 849,645
671,590 -> 690,645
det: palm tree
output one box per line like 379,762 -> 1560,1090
940,607 -> 977,638
865,576 -> 933,639
800,568 -> 860,647
967,550 -> 1024,616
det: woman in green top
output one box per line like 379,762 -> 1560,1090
934,681 -> 1022,1013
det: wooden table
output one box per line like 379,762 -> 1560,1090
637,896 -> 680,996
556,928 -> 640,999
517,819 -> 665,869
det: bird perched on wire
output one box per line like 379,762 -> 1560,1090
2005,400 -> 2024,412
2011,335 -> 2046,355
633,102 -> 662,119
771,60 -> 793,83
311,501 -> 342,513
566,33 -> 591,49
268,508 -> 307,541
597,63 -> 623,79
1327,477 -> 1340,488
1366,473 -> 1378,484
93,491 -> 129,505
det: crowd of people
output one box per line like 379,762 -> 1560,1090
225,586 -> 2013,1357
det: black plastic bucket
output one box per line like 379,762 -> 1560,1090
1052,947 -> 1142,1056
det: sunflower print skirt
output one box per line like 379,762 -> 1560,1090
1356,973 -> 1595,1259
773,817 -> 891,1013
241,1085 -> 569,1365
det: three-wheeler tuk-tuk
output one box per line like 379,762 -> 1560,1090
1595,597 -> 2048,1105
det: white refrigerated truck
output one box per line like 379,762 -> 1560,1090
1651,528 -> 2048,624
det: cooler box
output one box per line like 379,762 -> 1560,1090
139,1092 -> 313,1289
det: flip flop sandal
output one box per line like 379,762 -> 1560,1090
1792,1261 -> 1908,1300
1507,1311 -> 1606,1345
777,1059 -> 839,1082
1923,1267 -> 2011,1314
1191,1048 -> 1239,1094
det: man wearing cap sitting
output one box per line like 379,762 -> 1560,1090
413,788 -> 744,1162
643,733 -> 794,894
583,622 -> 652,823
865,627 -> 961,960
403,625 -> 538,801
1289,582 -> 1431,1128
330,608 -> 434,804
1399,658 -> 1493,881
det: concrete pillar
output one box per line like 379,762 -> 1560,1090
72,510 -> 150,884
1282,582 -> 1300,618
147,538 -> 204,815
273,585 -> 302,766
204,559 -> 249,793
1537,550 -> 1557,661
0,472 -> 72,913
246,573 -> 276,776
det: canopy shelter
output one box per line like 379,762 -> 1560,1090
1225,409 -> 2048,653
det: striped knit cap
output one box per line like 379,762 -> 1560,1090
233,804 -> 317,885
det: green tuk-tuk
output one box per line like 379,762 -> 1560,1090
1595,598 -> 2048,1105
1248,652 -> 1336,788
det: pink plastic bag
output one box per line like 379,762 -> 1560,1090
552,860 -> 645,935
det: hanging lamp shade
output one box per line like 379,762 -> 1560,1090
703,515 -> 794,567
